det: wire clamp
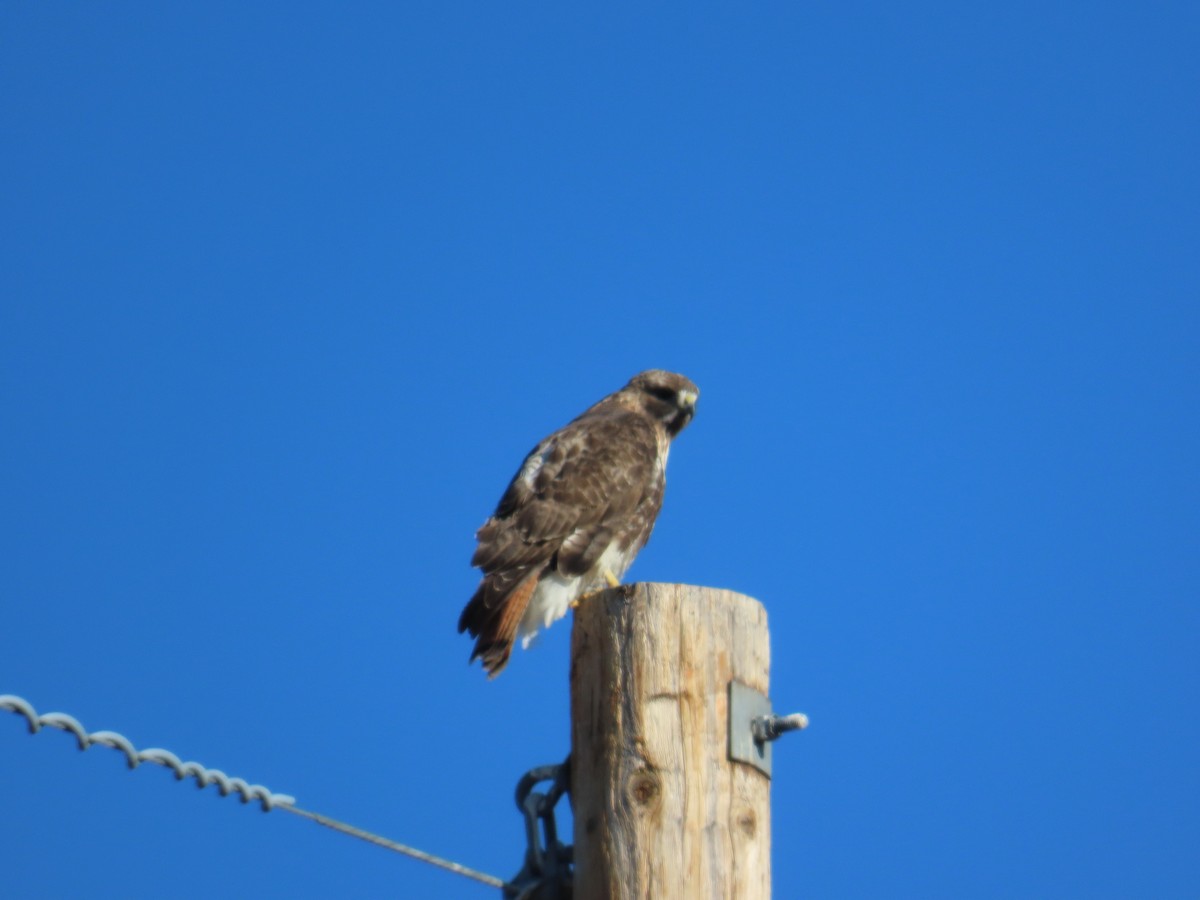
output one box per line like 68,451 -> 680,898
506,757 -> 573,899
728,681 -> 808,778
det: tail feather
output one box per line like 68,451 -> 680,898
459,569 -> 542,678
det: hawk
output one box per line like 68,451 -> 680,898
458,370 -> 699,677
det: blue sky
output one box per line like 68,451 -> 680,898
2,3 -> 1197,897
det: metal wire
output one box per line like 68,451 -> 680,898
0,693 -> 294,810
1,692 -> 507,891
279,804 -> 506,889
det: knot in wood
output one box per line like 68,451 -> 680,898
627,767 -> 661,809
736,808 -> 758,838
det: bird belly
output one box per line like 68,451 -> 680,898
518,572 -> 582,648
516,541 -> 636,649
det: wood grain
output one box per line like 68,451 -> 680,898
570,583 -> 771,900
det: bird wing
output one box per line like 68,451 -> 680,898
456,406 -> 662,679
471,408 -> 660,584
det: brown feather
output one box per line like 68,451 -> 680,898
459,568 -> 542,678
458,370 -> 698,676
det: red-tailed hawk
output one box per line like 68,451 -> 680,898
458,370 -> 699,677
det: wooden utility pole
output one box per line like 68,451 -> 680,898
570,583 -> 773,900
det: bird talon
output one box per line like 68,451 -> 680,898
604,570 -> 621,589
571,582 -> 612,610
571,589 -> 599,609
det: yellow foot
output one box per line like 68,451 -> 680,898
570,589 -> 601,609
570,573 -> 623,609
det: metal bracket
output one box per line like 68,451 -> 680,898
505,758 -> 573,899
728,681 -> 808,778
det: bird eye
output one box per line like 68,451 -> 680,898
648,386 -> 676,403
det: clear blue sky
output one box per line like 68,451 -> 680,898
2,3 -> 1197,897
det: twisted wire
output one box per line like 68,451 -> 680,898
2,692 -> 507,890
1,693 -> 293,810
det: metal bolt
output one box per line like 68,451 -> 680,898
751,712 -> 809,743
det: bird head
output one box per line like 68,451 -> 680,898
627,370 -> 699,438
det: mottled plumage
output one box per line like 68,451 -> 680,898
458,370 -> 699,676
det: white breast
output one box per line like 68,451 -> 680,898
517,540 -> 635,649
